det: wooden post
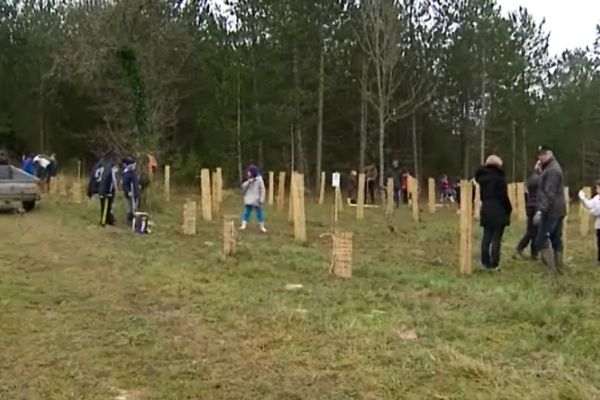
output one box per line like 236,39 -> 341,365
410,176 -> 419,223
458,180 -> 474,276
288,171 -> 295,223
164,165 -> 171,202
473,182 -> 481,221
222,215 -> 237,260
277,172 -> 286,211
580,186 -> 592,237
77,160 -> 82,182
182,200 -> 197,235
507,183 -> 517,217
516,182 -> 526,223
59,175 -> 67,197
428,178 -> 436,214
356,173 -> 366,220
563,187 -> 570,257
293,173 -> 307,242
211,170 -> 220,215
268,171 -> 275,206
334,185 -> 341,223
200,168 -> 212,222
386,177 -> 394,216
216,167 -> 223,204
329,231 -> 353,279
318,171 -> 326,205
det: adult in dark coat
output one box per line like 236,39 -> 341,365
88,152 -> 117,227
533,145 -> 567,273
475,155 -> 512,271
387,160 -> 402,206
515,161 -> 542,259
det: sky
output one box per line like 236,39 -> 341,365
498,0 -> 599,55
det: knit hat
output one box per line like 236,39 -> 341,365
246,165 -> 259,178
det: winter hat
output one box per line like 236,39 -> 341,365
246,164 -> 260,178
485,155 -> 503,168
122,157 -> 135,167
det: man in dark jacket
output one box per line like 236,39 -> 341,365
88,152 -> 117,227
534,145 -> 567,273
515,161 -> 542,259
475,155 -> 512,271
121,158 -> 140,225
387,160 -> 402,206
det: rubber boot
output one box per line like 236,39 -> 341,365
540,248 -> 557,274
239,221 -> 247,230
554,251 -> 564,275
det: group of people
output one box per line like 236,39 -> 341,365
475,145 -> 600,273
345,161 -> 416,207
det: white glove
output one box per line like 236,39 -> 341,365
579,190 -> 586,201
533,211 -> 542,226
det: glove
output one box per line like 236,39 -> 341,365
533,211 -> 542,226
579,190 -> 586,201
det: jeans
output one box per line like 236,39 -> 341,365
516,213 -> 539,258
393,189 -> 400,206
242,205 -> 265,223
534,215 -> 564,253
481,226 -> 505,268
596,230 -> 600,263
100,196 -> 115,226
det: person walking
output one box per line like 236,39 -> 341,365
533,145 -> 567,274
121,157 -> 141,226
387,160 -> 402,207
475,155 -> 512,271
240,165 -> 267,233
515,161 -> 542,260
88,152 -> 117,227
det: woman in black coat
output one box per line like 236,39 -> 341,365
475,155 -> 512,271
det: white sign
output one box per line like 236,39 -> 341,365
332,172 -> 341,188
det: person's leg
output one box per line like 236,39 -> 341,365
530,216 -> 539,259
240,205 -> 252,229
490,226 -> 505,269
255,206 -> 267,232
549,217 -> 564,272
394,189 -> 400,207
596,229 -> 600,265
126,197 -> 134,225
536,215 -> 558,272
481,227 -> 492,268
106,196 -> 115,225
516,214 -> 534,256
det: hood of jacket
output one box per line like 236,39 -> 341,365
475,165 -> 505,184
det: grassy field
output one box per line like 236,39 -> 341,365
1,189 -> 600,400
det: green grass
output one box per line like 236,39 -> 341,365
1,190 -> 600,400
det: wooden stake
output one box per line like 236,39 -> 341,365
458,180 -> 474,276
428,177 -> 436,214
59,175 -> 68,197
386,177 -> 394,216
71,181 -> 82,204
216,167 -> 223,203
563,187 -> 570,256
334,185 -> 341,223
410,176 -> 419,223
222,215 -> 237,260
473,182 -> 481,221
211,170 -> 220,215
164,165 -> 171,202
293,173 -> 307,242
580,186 -> 592,237
318,171 -> 326,205
268,171 -> 275,206
200,168 -> 212,222
288,171 -> 296,223
277,171 -> 286,211
356,173 -> 365,220
516,182 -> 526,223
182,200 -> 197,235
330,231 -> 353,279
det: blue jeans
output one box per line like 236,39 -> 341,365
242,205 -> 265,223
535,215 -> 564,253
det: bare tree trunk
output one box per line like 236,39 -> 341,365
480,50 -> 487,165
359,60 -> 368,171
38,87 -> 45,152
315,38 -> 325,192
378,106 -> 385,188
236,70 -> 243,182
290,125 -> 295,172
521,126 -> 527,180
411,112 -> 419,181
293,46 -> 305,175
511,120 -> 517,182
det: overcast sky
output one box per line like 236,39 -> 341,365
497,0 -> 598,55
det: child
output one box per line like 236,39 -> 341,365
240,165 -> 267,233
121,158 -> 140,225
579,180 -> 600,265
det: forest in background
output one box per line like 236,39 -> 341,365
1,0 -> 599,189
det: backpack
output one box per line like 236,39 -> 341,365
132,212 -> 150,234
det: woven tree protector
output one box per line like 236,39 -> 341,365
386,177 -> 394,216
458,180 -> 474,276
182,200 -> 197,235
330,231 -> 353,279
222,215 -> 237,260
